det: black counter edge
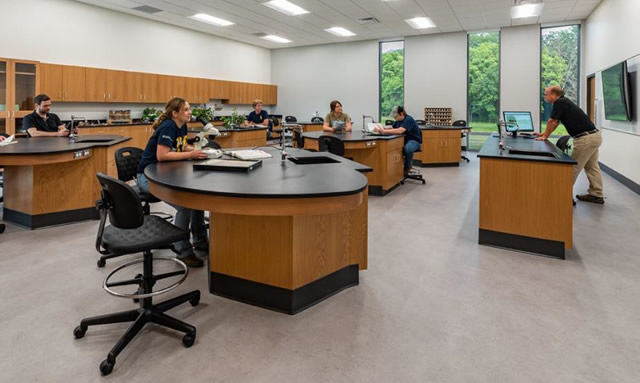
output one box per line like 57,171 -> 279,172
209,265 -> 359,314
4,207 -> 99,230
147,177 -> 368,199
478,229 -> 566,259
600,161 -> 640,196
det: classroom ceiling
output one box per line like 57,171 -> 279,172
74,0 -> 602,49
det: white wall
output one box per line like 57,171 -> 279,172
0,0 -> 270,82
405,33 -> 468,122
584,0 -> 640,185
500,24 -> 541,130
0,0 -> 271,119
271,41 -> 379,130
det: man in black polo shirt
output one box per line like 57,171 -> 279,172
22,94 -> 71,137
536,85 -> 604,204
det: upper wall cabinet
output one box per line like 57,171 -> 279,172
37,61 -> 277,106
1,58 -> 40,135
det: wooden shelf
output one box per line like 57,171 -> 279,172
424,107 -> 452,126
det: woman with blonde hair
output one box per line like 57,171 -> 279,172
136,98 -> 209,267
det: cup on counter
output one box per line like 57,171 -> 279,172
14,104 -> 19,111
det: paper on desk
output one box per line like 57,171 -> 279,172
0,135 -> 16,146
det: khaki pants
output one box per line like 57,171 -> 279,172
571,132 -> 604,197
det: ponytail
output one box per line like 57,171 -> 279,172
152,97 -> 187,130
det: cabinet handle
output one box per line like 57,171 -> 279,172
108,93 -> 111,100
104,93 -> 106,100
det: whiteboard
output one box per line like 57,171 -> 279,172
596,54 -> 640,135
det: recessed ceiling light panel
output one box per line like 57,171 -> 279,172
405,17 -> 436,29
189,13 -> 234,27
263,0 -> 309,16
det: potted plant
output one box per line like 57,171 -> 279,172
142,107 -> 161,122
191,106 -> 214,122
221,108 -> 246,128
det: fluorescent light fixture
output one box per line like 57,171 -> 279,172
190,13 -> 234,26
325,27 -> 356,37
405,17 -> 436,29
262,34 -> 292,43
510,2 -> 544,19
263,0 -> 309,16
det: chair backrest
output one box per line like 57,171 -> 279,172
205,140 -> 221,150
384,120 -> 394,126
285,115 -> 297,123
452,120 -> 467,126
96,172 -> 144,230
114,147 -> 144,182
293,130 -> 304,148
271,116 -> 280,128
414,119 -> 426,125
311,116 -> 324,123
318,135 -> 345,156
556,135 -> 571,153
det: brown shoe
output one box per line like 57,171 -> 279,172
576,194 -> 604,204
179,253 -> 204,268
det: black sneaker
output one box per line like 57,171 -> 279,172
576,194 -> 605,204
573,198 -> 576,207
178,253 -> 204,268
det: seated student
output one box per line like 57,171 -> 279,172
323,100 -> 352,132
22,94 -> 77,137
136,98 -> 209,268
375,106 -> 423,176
245,99 -> 272,138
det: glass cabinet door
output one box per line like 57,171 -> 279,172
13,61 -> 37,113
0,59 -> 8,119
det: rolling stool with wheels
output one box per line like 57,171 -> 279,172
74,173 -> 200,376
402,149 -> 426,185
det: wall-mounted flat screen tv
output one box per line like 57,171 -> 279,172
602,61 -> 632,121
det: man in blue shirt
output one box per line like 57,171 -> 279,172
376,106 -> 423,175
245,99 -> 271,138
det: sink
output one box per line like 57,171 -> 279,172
288,156 -> 340,165
508,149 -> 557,158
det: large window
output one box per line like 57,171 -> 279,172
540,25 -> 580,137
467,31 -> 500,151
379,41 -> 404,122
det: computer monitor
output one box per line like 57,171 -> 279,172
502,111 -> 535,133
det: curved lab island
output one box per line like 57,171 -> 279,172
0,135 -> 130,228
145,148 -> 370,314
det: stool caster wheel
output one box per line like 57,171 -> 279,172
189,296 -> 200,307
73,325 -> 87,339
97,258 -> 106,268
100,359 -> 114,376
182,333 -> 196,348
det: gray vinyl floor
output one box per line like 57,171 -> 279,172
1,157 -> 639,383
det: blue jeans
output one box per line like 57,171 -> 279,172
137,173 -> 207,257
403,140 -> 421,170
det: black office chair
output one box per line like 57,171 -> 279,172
96,147 -> 171,268
401,147 -> 426,185
385,120 -> 394,126
285,115 -> 298,123
293,129 -> 305,148
556,135 -> 571,154
74,173 -> 200,376
270,117 -> 282,140
318,135 -> 345,157
453,120 -> 470,163
415,119 -> 426,125
311,116 -> 324,123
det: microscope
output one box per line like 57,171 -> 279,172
190,117 -> 222,158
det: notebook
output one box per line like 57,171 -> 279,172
366,123 -> 384,134
229,149 -> 272,160
193,159 -> 262,172
333,121 -> 346,132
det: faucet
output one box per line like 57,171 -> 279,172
362,115 -> 376,133
69,115 -> 87,142
280,123 -> 302,164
